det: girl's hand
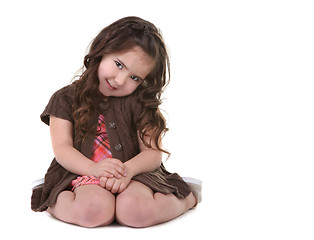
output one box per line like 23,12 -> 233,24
99,175 -> 132,194
88,158 -> 127,179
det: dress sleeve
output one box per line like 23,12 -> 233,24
40,84 -> 75,125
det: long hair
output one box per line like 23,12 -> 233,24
73,16 -> 170,155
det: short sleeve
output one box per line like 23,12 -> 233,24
40,84 -> 76,125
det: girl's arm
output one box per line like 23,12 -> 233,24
124,132 -> 163,178
50,116 -> 126,178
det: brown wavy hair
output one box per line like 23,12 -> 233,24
72,16 -> 170,155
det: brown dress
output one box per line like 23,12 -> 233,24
31,84 -> 191,212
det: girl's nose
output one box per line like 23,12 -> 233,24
115,74 -> 128,86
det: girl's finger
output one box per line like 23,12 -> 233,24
109,159 -> 127,174
99,177 -> 108,188
111,180 -> 121,194
100,171 -> 114,178
105,178 -> 115,191
107,166 -> 126,179
118,182 -> 127,193
110,158 -> 126,170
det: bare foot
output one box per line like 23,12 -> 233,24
186,192 -> 197,210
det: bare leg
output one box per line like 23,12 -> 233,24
48,185 -> 115,227
115,181 -> 196,228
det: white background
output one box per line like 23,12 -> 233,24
1,0 -> 313,239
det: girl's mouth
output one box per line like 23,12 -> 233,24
106,79 -> 117,90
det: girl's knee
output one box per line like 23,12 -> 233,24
74,192 -> 115,227
115,193 -> 156,228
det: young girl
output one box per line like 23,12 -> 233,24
31,16 -> 202,228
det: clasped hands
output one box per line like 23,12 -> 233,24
88,158 -> 132,194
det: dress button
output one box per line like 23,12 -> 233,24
114,144 -> 123,151
109,122 -> 116,129
99,102 -> 106,109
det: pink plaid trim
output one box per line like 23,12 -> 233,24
91,114 -> 112,163
71,176 -> 100,190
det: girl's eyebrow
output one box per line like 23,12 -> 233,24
117,58 -> 128,70
117,57 -> 145,81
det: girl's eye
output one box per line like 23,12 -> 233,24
131,75 -> 139,81
115,61 -> 123,70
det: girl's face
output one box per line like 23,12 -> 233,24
98,46 -> 155,97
